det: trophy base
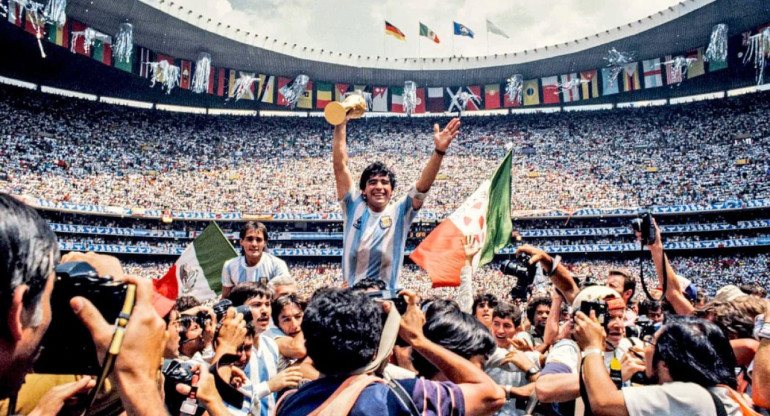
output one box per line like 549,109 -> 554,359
324,102 -> 347,125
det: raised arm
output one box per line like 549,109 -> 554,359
457,234 -> 481,314
333,120 -> 355,201
413,118 -> 461,210
515,245 -> 579,304
643,219 -> 694,316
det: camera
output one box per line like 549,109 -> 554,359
367,289 -> 408,315
626,315 -> 657,342
162,359 -> 205,416
579,300 -> 608,326
212,298 -> 252,323
35,262 -> 132,375
630,211 -> 656,245
501,252 -> 537,300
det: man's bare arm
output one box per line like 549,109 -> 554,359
413,118 -> 460,210
333,121 -> 354,201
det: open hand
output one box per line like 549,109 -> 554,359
433,118 -> 461,152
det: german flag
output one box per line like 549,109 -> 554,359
385,21 -> 406,41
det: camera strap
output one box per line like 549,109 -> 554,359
638,243 -> 668,301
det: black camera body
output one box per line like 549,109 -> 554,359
162,359 -> 206,416
580,300 -> 608,326
212,298 -> 252,323
502,252 -> 537,300
35,262 -> 130,375
631,211 -> 656,245
367,289 -> 408,315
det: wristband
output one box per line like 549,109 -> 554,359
581,348 -> 603,359
434,148 -> 446,156
546,255 -> 561,277
755,314 -> 770,340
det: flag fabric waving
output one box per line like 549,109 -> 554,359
154,222 -> 238,301
486,19 -> 509,39
386,21 -> 406,41
453,22 -> 474,38
410,151 -> 512,287
419,22 -> 440,43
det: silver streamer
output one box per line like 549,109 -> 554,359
147,60 -> 180,94
71,27 -> 111,55
0,3 -> 7,18
556,78 -> 587,95
43,0 -> 66,27
191,52 -> 211,94
704,23 -> 728,63
279,74 -> 310,108
604,47 -> 637,87
505,74 -> 523,105
231,72 -> 258,101
743,28 -> 770,85
447,88 -> 480,113
21,1 -> 47,57
403,81 -> 417,115
661,56 -> 697,80
113,22 -> 134,64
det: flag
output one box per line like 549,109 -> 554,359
46,21 -> 68,47
622,62 -> 641,91
24,11 -> 44,35
277,77 -> 292,105
484,84 -> 501,109
410,151 -> 512,287
7,2 -> 22,26
686,47 -> 705,78
559,73 -> 580,102
71,21 -> 91,56
334,84 -> 350,101
523,79 -> 540,106
541,76 -> 559,104
385,21 -> 406,41
261,75 -> 275,103
372,87 -> 388,111
503,86 -> 521,108
391,87 -> 404,113
180,60 -> 192,89
419,22 -> 440,43
316,82 -> 333,108
466,86 -> 481,110
297,80 -> 313,109
207,66 -> 216,94
642,58 -> 662,88
156,54 -> 175,85
216,68 -> 226,96
579,70 -> 599,99
454,22 -> 474,38
154,222 -> 238,301
138,48 -> 152,78
227,70 -> 237,98
114,46 -> 134,73
92,39 -> 112,66
415,87 -> 426,113
664,55 -> 683,85
708,56 -> 728,72
427,87 -> 444,112
486,19 -> 509,39
600,67 -> 619,95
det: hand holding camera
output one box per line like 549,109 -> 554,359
573,310 -> 606,351
213,308 -> 247,358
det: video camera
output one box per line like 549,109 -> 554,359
630,211 -> 656,245
501,252 -> 537,300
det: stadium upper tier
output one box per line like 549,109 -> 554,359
1,83 -> 768,215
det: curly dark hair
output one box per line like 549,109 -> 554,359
302,288 -> 381,375
526,296 -> 552,324
359,161 -> 396,191
271,294 -> 307,327
493,301 -> 522,327
472,293 -> 498,316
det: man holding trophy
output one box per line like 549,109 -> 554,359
327,93 -> 461,288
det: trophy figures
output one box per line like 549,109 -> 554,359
324,93 -> 367,125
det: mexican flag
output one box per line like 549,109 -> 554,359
410,150 -> 512,287
154,222 -> 238,301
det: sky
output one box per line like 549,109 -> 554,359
177,0 -> 684,59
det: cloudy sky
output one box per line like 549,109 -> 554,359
178,0 -> 683,59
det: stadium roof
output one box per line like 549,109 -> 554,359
68,0 -> 770,85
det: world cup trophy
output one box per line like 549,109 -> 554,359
324,93 -> 367,125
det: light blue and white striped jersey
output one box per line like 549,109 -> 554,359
341,187 -> 419,289
221,253 -> 290,288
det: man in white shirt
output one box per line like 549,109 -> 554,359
221,222 -> 290,298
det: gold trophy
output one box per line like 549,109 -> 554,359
324,93 -> 367,125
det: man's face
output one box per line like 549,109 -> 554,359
647,308 -> 664,324
240,229 -> 266,265
644,329 -> 665,383
277,303 -> 303,337
181,318 -> 206,352
606,308 -> 625,346
273,284 -> 297,300
235,335 -> 254,369
533,305 -> 550,331
474,302 -> 494,327
164,310 -> 181,358
245,295 -> 272,333
492,317 -> 517,348
363,174 -> 393,212
606,274 -> 630,301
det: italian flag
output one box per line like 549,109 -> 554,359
410,150 -> 512,287
154,222 -> 238,301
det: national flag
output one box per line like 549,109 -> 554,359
559,73 -> 580,102
427,87 -> 444,113
372,87 -> 388,112
623,62 -> 641,91
385,21 -> 406,41
523,79 -> 540,106
227,70 -> 237,98
7,2 -> 22,26
415,88 -> 426,113
600,67 -> 619,95
541,76 -> 559,104
236,71 -> 256,100
255,74 -> 266,98
664,55 -> 683,85
277,77 -> 292,105
156,54 -> 175,84
687,47 -> 705,78
419,22 -> 440,43
180,60 -> 192,90
316,82 -> 333,108
462,86 -> 481,111
391,87 -> 405,113
708,57 -> 728,72
261,76 -> 275,103
92,39 -> 112,66
70,21 -> 91,56
642,59 -> 663,88
207,66 -> 216,94
484,84 -> 501,109
114,46 -> 134,73
503,86 -> 521,108
216,68 -> 226,96
453,22 -> 474,38
138,48 -> 152,77
154,222 -> 238,301
24,11 -> 44,35
297,81 -> 313,109
486,19 -> 509,39
410,150 -> 512,287
579,70 -> 599,99
334,84 -> 350,101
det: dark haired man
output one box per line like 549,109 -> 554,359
517,296 -> 551,352
333,116 -> 460,288
473,293 -> 499,332
222,222 -> 290,298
